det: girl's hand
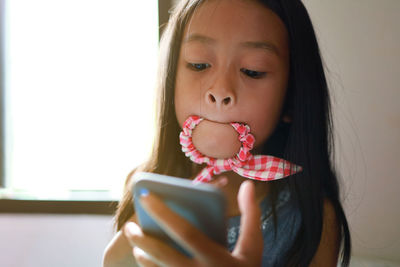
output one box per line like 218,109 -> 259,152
123,180 -> 263,267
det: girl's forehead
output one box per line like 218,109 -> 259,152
183,0 -> 289,57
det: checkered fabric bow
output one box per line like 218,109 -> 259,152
179,115 -> 303,183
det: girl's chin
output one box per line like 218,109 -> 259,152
191,119 -> 241,159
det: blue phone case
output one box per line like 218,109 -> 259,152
132,172 -> 227,257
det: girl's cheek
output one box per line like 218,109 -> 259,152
182,69 -> 210,87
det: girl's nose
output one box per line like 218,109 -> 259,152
205,77 -> 236,109
206,91 -> 234,106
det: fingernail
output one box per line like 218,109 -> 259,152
244,180 -> 254,187
139,190 -> 153,206
125,222 -> 138,235
139,188 -> 149,196
133,246 -> 146,257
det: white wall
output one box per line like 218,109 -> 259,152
0,214 -> 114,267
303,0 -> 400,264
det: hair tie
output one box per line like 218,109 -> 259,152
179,115 -> 303,183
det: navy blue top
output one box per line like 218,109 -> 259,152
226,185 -> 302,266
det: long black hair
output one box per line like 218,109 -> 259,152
259,0 -> 352,266
115,1 -> 351,266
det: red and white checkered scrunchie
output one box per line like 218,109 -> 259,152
179,115 -> 302,183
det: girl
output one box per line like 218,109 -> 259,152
103,0 -> 352,266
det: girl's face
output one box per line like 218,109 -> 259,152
175,0 -> 290,147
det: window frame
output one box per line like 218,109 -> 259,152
0,0 -> 5,189
0,0 -> 174,214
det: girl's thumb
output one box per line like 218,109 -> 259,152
232,180 -> 263,262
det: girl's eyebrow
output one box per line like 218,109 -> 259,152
184,33 -> 216,45
184,33 -> 280,57
241,41 -> 280,57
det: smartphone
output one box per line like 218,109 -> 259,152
132,172 -> 227,257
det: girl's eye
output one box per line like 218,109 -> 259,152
240,68 -> 267,79
187,63 -> 211,71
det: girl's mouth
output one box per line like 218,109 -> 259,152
190,116 -> 242,159
193,114 -> 248,127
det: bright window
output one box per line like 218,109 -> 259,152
2,0 -> 158,200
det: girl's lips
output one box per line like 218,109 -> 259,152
191,117 -> 242,159
194,115 -> 248,127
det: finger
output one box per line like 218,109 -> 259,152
210,175 -> 228,189
133,247 -> 159,267
232,181 -> 263,261
123,221 -> 193,267
139,192 -> 229,261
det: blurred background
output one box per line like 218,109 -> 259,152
0,0 -> 399,266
